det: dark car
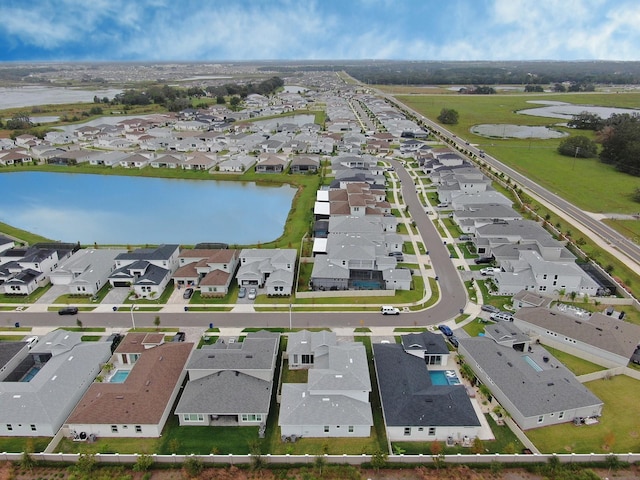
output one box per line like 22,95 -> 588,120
438,325 -> 454,337
481,304 -> 500,313
474,257 -> 493,265
172,331 -> 186,342
183,287 -> 194,299
58,306 -> 78,315
448,336 -> 459,348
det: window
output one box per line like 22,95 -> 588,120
537,416 -> 544,424
111,425 -> 118,433
6,424 -> 12,431
241,414 -> 263,422
404,427 -> 411,436
428,427 -> 436,435
348,426 -> 354,433
301,354 -> 314,365
558,411 -> 564,419
324,426 -> 329,433
135,425 -> 142,433
30,424 -> 36,431
183,414 -> 204,422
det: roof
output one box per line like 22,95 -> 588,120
115,244 -> 179,262
114,332 -> 165,354
458,336 -> 602,418
187,331 -> 279,372
373,343 -> 480,427
67,342 -> 193,425
515,307 -> 640,360
401,331 -> 449,355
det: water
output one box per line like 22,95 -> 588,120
471,124 -> 567,139
110,370 -> 130,383
0,172 -> 296,245
519,101 -> 640,120
429,370 -> 460,386
0,86 -> 123,110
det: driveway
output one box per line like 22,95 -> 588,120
101,287 -> 130,304
35,285 -> 67,304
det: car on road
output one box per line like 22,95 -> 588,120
238,287 -> 247,298
481,304 -> 500,313
480,267 -> 501,276
438,325 -> 454,337
474,257 -> 494,265
58,306 -> 78,316
380,305 -> 400,315
248,288 -> 257,300
183,287 -> 194,299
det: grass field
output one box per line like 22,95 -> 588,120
525,375 -> 640,453
542,345 -> 607,376
397,92 -> 640,214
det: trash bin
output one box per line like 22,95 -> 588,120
209,323 -> 213,329
14,322 -> 19,328
184,306 -> 189,312
112,306 -> 117,312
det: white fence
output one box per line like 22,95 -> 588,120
2,451 -> 639,466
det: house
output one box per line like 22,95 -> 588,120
400,332 -> 450,366
108,244 -> 180,298
514,306 -> 640,367
1,246 -> 62,295
0,330 -> 112,436
175,331 -> 279,426
373,341 -> 483,442
512,290 -> 553,310
65,333 -> 194,438
255,153 -> 288,173
49,248 -> 126,296
279,331 -> 373,438
457,328 -> 603,430
290,155 -> 320,174
286,330 -> 336,369
236,249 -> 296,295
173,248 -> 240,296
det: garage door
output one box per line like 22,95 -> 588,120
112,281 -> 130,287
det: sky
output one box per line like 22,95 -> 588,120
1,0 -> 639,62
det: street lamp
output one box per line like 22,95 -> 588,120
289,303 -> 292,331
572,146 -> 580,170
130,303 -> 136,331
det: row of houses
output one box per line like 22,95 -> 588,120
425,152 -> 603,297
0,238 -> 296,299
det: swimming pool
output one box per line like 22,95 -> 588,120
110,370 -> 131,383
21,366 -> 40,382
522,355 -> 543,372
429,370 -> 461,386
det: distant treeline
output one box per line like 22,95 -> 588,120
259,60 -> 640,85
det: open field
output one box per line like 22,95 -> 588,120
396,92 -> 640,214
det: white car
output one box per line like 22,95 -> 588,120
480,267 -> 501,276
25,336 -> 39,349
380,305 -> 400,315
248,288 -> 257,300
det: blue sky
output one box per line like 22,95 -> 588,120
1,0 -> 639,62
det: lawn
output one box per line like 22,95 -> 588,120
463,319 -> 493,337
526,375 -> 640,453
542,345 -> 607,376
0,437 -> 51,454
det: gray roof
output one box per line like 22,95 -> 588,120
0,342 -> 27,371
187,331 -> 279,371
373,343 -> 480,427
458,336 -> 602,418
115,244 -> 179,261
483,323 -> 530,347
279,383 -> 373,427
401,331 -> 449,355
287,330 -> 336,356
515,307 -> 640,359
175,370 -> 272,415
0,331 -> 111,428
307,343 -> 371,393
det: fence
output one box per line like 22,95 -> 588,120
2,451 -> 639,466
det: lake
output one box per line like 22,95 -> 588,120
0,86 -> 123,110
0,172 -> 296,245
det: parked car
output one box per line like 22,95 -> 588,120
474,257 -> 493,265
238,286 -> 247,298
172,331 -> 186,342
458,235 -> 472,241
481,304 -> 500,313
25,336 -> 39,349
58,306 -> 78,316
490,311 -> 514,322
480,267 -> 501,276
448,336 -> 459,348
183,287 -> 194,299
438,325 -> 454,337
380,305 -> 400,315
437,202 -> 449,208
248,288 -> 257,300
388,251 -> 404,262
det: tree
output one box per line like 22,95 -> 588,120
183,456 -> 203,478
370,449 -> 388,471
437,108 -> 459,125
154,316 -> 161,331
524,84 -> 544,92
568,111 -> 604,130
557,136 -> 597,158
216,95 -> 226,104
76,318 -> 83,330
599,113 -> 640,175
133,453 -> 154,472
6,111 -> 33,130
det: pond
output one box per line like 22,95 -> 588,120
518,101 -> 640,120
0,172 -> 296,245
0,86 -> 123,110
470,124 -> 567,139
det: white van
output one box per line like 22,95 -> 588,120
490,312 -> 514,322
380,305 -> 400,315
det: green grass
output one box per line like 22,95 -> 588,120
446,244 -> 458,259
394,327 -> 427,332
0,335 -> 28,341
0,437 -> 51,454
542,345 -> 607,376
463,319 -> 493,337
526,375 -> 640,453
476,280 -> 513,310
80,335 -> 103,341
56,435 -> 159,455
61,327 -> 106,332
